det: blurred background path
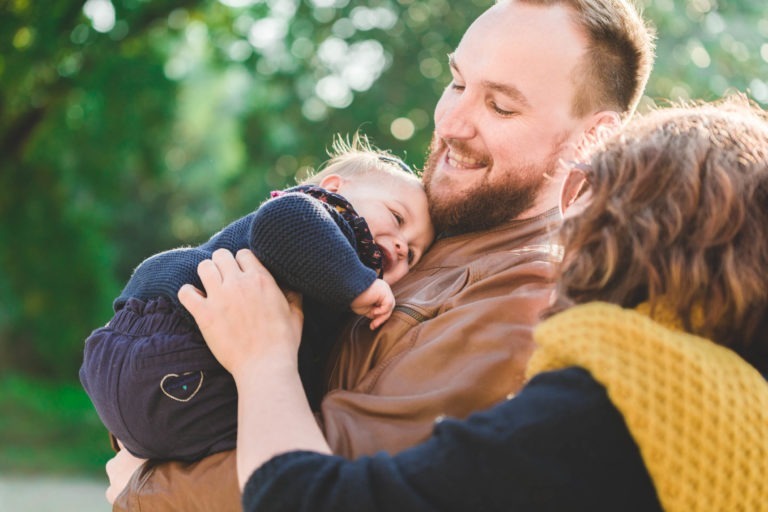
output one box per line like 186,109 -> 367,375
0,475 -> 110,512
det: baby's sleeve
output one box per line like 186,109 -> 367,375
250,193 -> 377,309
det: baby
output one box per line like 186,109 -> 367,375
80,135 -> 434,461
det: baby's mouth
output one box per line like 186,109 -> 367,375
378,244 -> 394,274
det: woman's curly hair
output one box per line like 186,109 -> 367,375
554,95 -> 768,371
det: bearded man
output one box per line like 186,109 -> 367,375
108,1 -> 655,509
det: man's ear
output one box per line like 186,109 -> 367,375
571,110 -> 621,160
586,110 -> 621,140
318,174 -> 343,193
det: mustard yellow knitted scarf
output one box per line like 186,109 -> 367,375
527,302 -> 768,512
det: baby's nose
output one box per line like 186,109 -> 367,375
394,240 -> 406,258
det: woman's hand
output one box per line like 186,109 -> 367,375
180,249 -> 329,490
178,248 -> 304,379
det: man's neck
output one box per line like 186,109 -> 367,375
438,206 -> 560,240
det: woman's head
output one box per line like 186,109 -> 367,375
555,95 -> 768,369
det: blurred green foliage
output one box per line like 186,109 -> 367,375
2,0 -> 768,382
0,372 -> 112,475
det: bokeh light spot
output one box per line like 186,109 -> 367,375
316,75 -> 353,108
419,57 -> 442,79
13,27 -> 34,49
391,117 -> 415,140
83,0 -> 116,33
690,46 -> 711,68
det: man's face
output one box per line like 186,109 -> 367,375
423,0 -> 591,233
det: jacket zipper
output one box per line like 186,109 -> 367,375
324,305 -> 429,391
394,305 -> 429,323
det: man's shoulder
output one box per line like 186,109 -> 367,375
424,210 -> 560,266
392,231 -> 557,313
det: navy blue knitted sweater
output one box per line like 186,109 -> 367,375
116,186 -> 381,313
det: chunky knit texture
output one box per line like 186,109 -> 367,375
116,186 -> 380,312
527,302 -> 768,512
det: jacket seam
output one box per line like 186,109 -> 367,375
360,319 -> 425,394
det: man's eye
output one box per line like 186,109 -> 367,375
392,211 -> 404,225
450,81 -> 465,92
490,102 -> 515,117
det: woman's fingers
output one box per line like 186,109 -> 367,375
235,248 -> 263,272
197,258 -> 223,292
178,284 -> 207,324
196,249 -> 252,298
179,248 -> 305,375
211,247 -> 242,277
236,249 -> 280,290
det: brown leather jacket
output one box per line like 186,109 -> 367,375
114,209 -> 560,511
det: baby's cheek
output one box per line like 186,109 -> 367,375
382,266 -> 402,286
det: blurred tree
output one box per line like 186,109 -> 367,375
0,0 -> 191,377
1,0 -> 767,380
640,0 -> 768,107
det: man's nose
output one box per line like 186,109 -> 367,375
435,94 -> 476,141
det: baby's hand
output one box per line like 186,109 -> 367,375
350,279 -> 395,330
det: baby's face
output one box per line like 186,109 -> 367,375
336,175 -> 434,285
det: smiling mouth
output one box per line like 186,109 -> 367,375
445,147 -> 487,170
378,244 -> 394,274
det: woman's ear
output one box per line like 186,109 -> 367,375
318,174 -> 344,193
559,166 -> 591,219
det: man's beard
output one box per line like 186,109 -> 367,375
422,135 -> 559,234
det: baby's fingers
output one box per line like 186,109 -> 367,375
369,309 -> 393,330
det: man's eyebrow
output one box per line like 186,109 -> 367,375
448,53 -> 531,109
482,80 -> 531,109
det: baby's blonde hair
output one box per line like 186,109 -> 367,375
302,132 -> 418,186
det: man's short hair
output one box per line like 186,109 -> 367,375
517,0 -> 656,119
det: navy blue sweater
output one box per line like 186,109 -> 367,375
115,187 -> 381,408
117,188 -> 379,312
242,368 -> 663,512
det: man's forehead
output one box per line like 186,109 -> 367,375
452,3 -> 588,102
461,1 -> 586,59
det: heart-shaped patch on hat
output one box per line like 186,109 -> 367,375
160,371 -> 204,402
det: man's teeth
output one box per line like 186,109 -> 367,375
447,151 -> 483,167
